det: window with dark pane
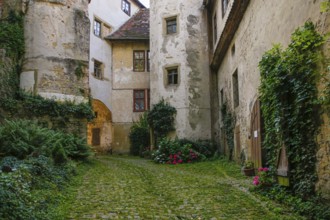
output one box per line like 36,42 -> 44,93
232,69 -> 239,108
222,0 -> 229,17
122,0 -> 131,16
147,50 -> 150,72
167,67 -> 178,85
94,60 -> 103,79
133,51 -> 145,72
94,19 -> 101,37
134,90 -> 145,112
166,17 -> 177,34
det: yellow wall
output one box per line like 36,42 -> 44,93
111,41 -> 150,153
87,99 -> 112,153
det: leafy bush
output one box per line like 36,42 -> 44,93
252,185 -> 330,220
177,139 -> 216,158
0,119 -> 91,161
0,156 -> 78,220
152,138 -> 205,164
129,112 -> 150,156
147,99 -> 176,139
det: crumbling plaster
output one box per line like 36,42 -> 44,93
150,0 -> 211,141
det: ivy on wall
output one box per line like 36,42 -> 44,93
259,22 -> 325,198
147,99 -> 176,140
0,11 -> 24,99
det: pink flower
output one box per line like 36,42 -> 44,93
178,159 -> 183,163
253,180 -> 259,185
258,168 -> 263,172
263,167 -> 269,172
174,154 -> 178,159
169,154 -> 173,159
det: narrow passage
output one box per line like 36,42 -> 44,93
66,156 -> 302,219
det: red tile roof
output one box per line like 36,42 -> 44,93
106,9 -> 149,41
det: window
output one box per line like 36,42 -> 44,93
166,17 -> 177,34
94,19 -> 101,37
213,13 -> 217,44
147,50 -> 150,72
222,0 -> 229,17
133,51 -> 145,72
122,0 -> 131,16
94,60 -> 103,79
133,90 -> 149,112
167,67 -> 178,85
232,70 -> 239,108
93,18 -> 112,38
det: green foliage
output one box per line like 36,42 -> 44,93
0,91 -> 95,121
129,112 -> 150,156
152,138 -> 206,164
253,185 -> 330,220
0,119 -> 92,161
74,61 -> 85,80
0,11 -> 24,99
0,156 -> 78,220
259,22 -> 325,198
147,99 -> 176,138
221,102 -> 235,160
321,0 -> 330,12
177,138 -> 217,158
0,10 -> 25,61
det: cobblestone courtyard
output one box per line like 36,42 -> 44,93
65,156 -> 302,219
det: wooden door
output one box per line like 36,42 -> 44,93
251,99 -> 262,168
92,128 -> 101,146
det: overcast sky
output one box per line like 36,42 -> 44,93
139,0 -> 150,8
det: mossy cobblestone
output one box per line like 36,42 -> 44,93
64,156 -> 303,219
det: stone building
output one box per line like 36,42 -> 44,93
202,0 -> 330,198
150,0 -> 211,141
20,0 -> 90,103
87,0 -> 146,153
106,8 -> 150,153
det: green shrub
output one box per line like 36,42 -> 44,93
177,139 -> 216,158
147,99 -> 176,139
253,185 -> 330,220
0,155 -> 78,219
0,119 -> 91,161
152,138 -> 205,164
129,112 -> 150,156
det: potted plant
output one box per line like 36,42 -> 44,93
243,160 -> 255,176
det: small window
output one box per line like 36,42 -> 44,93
231,44 -> 236,56
122,0 -> 131,16
133,51 -> 145,72
167,67 -> 178,85
133,90 -> 149,112
232,70 -> 239,108
222,0 -> 229,17
213,13 -> 217,44
147,50 -> 150,72
94,19 -> 101,37
94,60 -> 103,79
166,17 -> 177,34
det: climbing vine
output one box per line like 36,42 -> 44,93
147,99 -> 176,140
221,102 -> 235,160
0,10 -> 24,99
259,22 -> 325,198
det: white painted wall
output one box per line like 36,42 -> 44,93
88,0 -> 142,110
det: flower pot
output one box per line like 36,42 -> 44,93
243,168 -> 255,176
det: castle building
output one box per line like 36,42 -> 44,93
87,0 -> 147,153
